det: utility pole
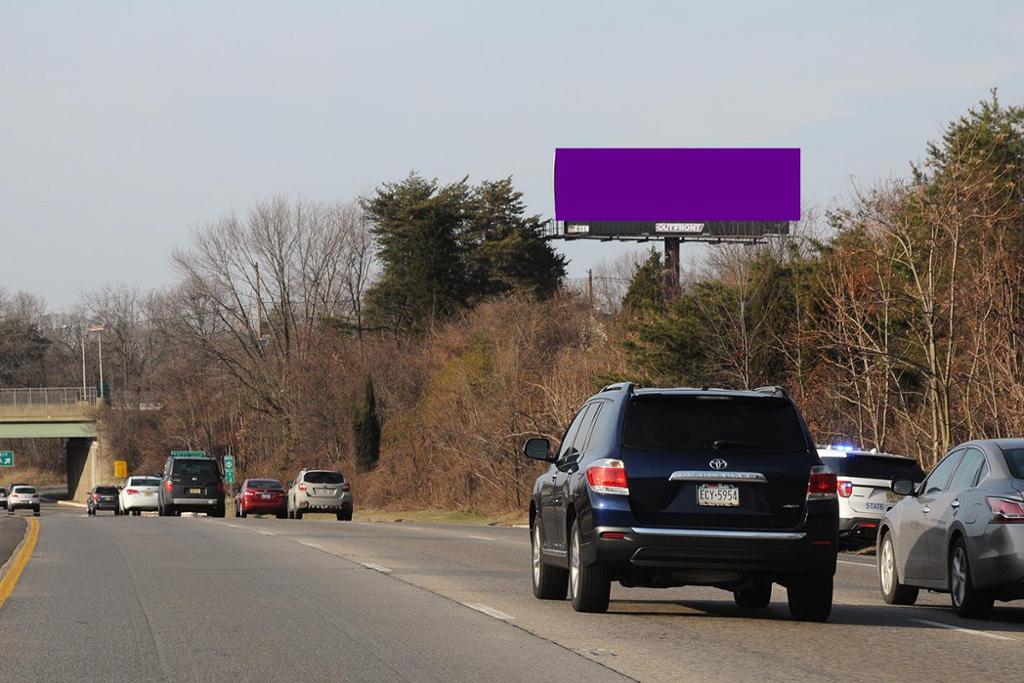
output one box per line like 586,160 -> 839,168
87,323 -> 106,401
254,261 -> 263,341
80,332 -> 87,400
587,269 -> 595,309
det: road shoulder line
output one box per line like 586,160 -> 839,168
0,517 -> 39,611
907,617 -> 1015,641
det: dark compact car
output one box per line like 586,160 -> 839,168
87,485 -> 121,515
524,383 -> 839,622
158,456 -> 226,517
236,478 -> 288,519
879,438 -> 1024,618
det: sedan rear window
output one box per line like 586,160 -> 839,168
623,395 -> 810,454
302,471 -> 344,484
13,486 -> 36,494
820,455 -> 925,481
131,478 -> 161,487
1000,448 -> 1024,479
247,479 -> 283,490
172,460 -> 219,476
96,486 -> 119,494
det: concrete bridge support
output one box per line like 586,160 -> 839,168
66,437 -> 111,502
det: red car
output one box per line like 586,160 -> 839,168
235,478 -> 287,519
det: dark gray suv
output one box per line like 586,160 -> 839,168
158,456 -> 226,517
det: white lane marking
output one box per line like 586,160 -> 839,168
360,562 -> 393,574
299,541 -> 325,550
837,559 -> 874,568
907,618 -> 1015,641
256,530 -> 276,536
462,603 -> 514,621
467,534 -> 497,542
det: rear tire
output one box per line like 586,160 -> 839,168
734,582 -> 772,608
212,503 -> 226,518
531,521 -> 568,600
277,512 -> 287,520
950,537 -> 993,618
295,509 -> 304,520
287,508 -> 294,519
787,575 -> 833,622
337,508 -> 352,521
568,520 -> 611,613
879,532 -> 918,605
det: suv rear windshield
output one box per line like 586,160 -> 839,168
820,455 -> 925,481
95,486 -> 118,495
172,459 -> 219,476
622,395 -> 809,455
302,471 -> 344,484
1000,448 -> 1024,479
13,486 -> 36,494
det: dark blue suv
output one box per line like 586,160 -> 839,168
524,383 -> 839,621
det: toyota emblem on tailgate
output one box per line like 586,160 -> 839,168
709,458 -> 728,470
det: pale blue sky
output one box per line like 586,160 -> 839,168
2,1 -> 1023,308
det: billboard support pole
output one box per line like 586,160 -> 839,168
663,237 -> 680,299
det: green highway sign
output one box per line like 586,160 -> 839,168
223,455 -> 235,485
170,450 -> 206,458
0,450 -> 13,467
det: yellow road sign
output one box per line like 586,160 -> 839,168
113,460 -> 128,478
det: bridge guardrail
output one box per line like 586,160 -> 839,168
0,387 -> 98,406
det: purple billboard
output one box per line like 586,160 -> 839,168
553,148 -> 800,223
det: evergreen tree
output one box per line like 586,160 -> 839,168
362,173 -> 472,333
353,376 -> 382,472
464,177 -> 566,301
363,173 -> 566,333
621,249 -> 664,313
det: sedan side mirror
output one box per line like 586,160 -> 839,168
891,479 -> 916,497
523,438 -> 553,462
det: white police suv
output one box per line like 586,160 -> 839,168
817,445 -> 924,542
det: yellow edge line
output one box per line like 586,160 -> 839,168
0,517 -> 40,610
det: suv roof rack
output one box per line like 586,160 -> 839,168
600,382 -> 635,395
753,385 -> 789,398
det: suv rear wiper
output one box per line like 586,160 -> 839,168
713,440 -> 769,450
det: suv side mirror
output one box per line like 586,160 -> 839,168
891,479 -> 916,497
523,438 -> 552,462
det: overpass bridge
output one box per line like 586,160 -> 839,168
0,387 -> 110,502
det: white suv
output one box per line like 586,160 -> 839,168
287,469 -> 353,521
817,445 -> 924,542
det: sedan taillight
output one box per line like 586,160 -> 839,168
987,497 -> 1024,523
126,489 -> 139,495
807,467 -> 837,500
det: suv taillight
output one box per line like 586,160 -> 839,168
586,459 -> 629,495
92,493 -> 100,501
836,480 -> 853,498
987,497 -> 1024,523
164,480 -> 173,492
807,467 -> 837,500
298,483 -> 308,492
342,483 -> 351,492
217,481 -> 225,494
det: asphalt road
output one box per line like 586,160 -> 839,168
3,502 -> 1024,682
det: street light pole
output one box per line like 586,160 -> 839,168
81,333 -> 87,399
87,323 -> 106,401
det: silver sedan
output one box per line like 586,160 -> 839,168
878,438 -> 1024,618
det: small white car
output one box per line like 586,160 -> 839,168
119,476 -> 162,515
0,487 -> 7,510
817,445 -> 924,542
7,485 -> 40,516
